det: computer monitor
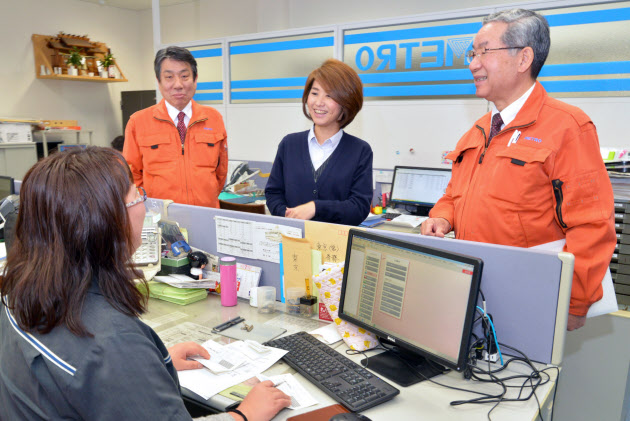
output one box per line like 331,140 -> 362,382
0,176 -> 15,199
58,144 -> 88,152
339,229 -> 483,387
389,166 -> 451,216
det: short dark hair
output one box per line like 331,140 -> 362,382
302,59 -> 363,129
483,9 -> 550,79
111,135 -> 124,152
154,46 -> 198,81
0,147 -> 146,336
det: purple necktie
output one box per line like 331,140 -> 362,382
488,113 -> 504,143
177,111 -> 186,145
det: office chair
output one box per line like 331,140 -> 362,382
219,200 -> 266,215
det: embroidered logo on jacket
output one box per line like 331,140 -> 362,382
524,136 -> 542,143
204,127 -> 214,130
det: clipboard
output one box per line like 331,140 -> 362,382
217,322 -> 286,343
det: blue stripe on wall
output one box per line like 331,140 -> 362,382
197,81 -> 223,90
232,77 -> 307,89
226,78 -> 629,99
546,7 -> 630,26
344,7 -> 630,45
231,37 -> 333,55
194,93 -> 223,101
191,48 -> 222,58
539,61 -> 630,77
360,69 -> 473,84
231,90 -> 304,100
364,84 -> 476,97
541,79 -> 630,93
223,61 -> 630,91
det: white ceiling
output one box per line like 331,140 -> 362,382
76,0 -> 194,11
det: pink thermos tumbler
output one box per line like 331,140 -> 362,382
220,256 -> 237,307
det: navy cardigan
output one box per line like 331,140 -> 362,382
265,130 -> 373,226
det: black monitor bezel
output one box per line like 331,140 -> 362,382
389,166 -> 451,208
338,229 -> 483,373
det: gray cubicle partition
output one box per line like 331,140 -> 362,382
161,202 -> 571,366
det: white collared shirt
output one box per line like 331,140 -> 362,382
490,83 -> 536,130
165,100 -> 192,127
307,127 -> 343,171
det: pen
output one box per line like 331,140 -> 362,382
212,316 -> 245,332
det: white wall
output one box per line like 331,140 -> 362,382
158,0 -> 629,167
0,0 -> 155,148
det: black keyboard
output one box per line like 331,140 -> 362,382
265,331 -> 399,412
381,212 -> 401,219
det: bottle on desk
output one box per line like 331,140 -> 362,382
220,256 -> 237,306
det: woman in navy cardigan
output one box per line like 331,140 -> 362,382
265,59 -> 373,226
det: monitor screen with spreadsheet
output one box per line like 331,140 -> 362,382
389,166 -> 451,215
338,229 -> 483,386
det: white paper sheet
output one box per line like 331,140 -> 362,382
237,263 -> 262,299
154,273 -> 220,289
309,323 -> 342,345
216,217 -> 256,259
179,339 -> 288,400
530,239 -> 618,317
215,216 -> 303,263
257,373 -> 318,410
253,223 -> 302,263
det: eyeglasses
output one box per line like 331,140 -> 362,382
465,46 -> 526,60
126,186 -> 147,208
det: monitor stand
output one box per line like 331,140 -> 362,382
413,206 -> 432,217
360,348 -> 446,387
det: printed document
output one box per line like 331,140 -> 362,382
179,339 -> 288,400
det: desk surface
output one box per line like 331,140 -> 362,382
143,294 -> 557,421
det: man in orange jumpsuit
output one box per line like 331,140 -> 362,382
421,9 -> 616,331
123,46 -> 228,208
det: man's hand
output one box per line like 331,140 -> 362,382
285,201 -> 316,220
230,380 -> 291,421
567,314 -> 586,331
167,342 -> 210,371
420,217 -> 452,237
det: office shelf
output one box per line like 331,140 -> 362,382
31,34 -> 127,83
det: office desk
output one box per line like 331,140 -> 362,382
143,294 -> 557,421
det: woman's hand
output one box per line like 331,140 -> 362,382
167,342 -> 210,371
285,201 -> 316,220
230,381 -> 291,421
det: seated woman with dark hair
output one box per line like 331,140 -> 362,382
0,147 -> 290,421
265,59 -> 373,226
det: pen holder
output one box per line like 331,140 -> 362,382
220,256 -> 237,307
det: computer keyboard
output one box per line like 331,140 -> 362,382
381,212 -> 401,220
264,331 -> 399,412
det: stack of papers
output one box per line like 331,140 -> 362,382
384,215 -> 427,228
179,339 -> 288,399
154,273 -> 220,289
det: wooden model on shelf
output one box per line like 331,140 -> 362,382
32,32 -> 127,83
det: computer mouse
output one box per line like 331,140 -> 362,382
329,413 -> 372,421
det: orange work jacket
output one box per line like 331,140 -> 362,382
123,99 -> 228,208
430,82 -> 616,316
